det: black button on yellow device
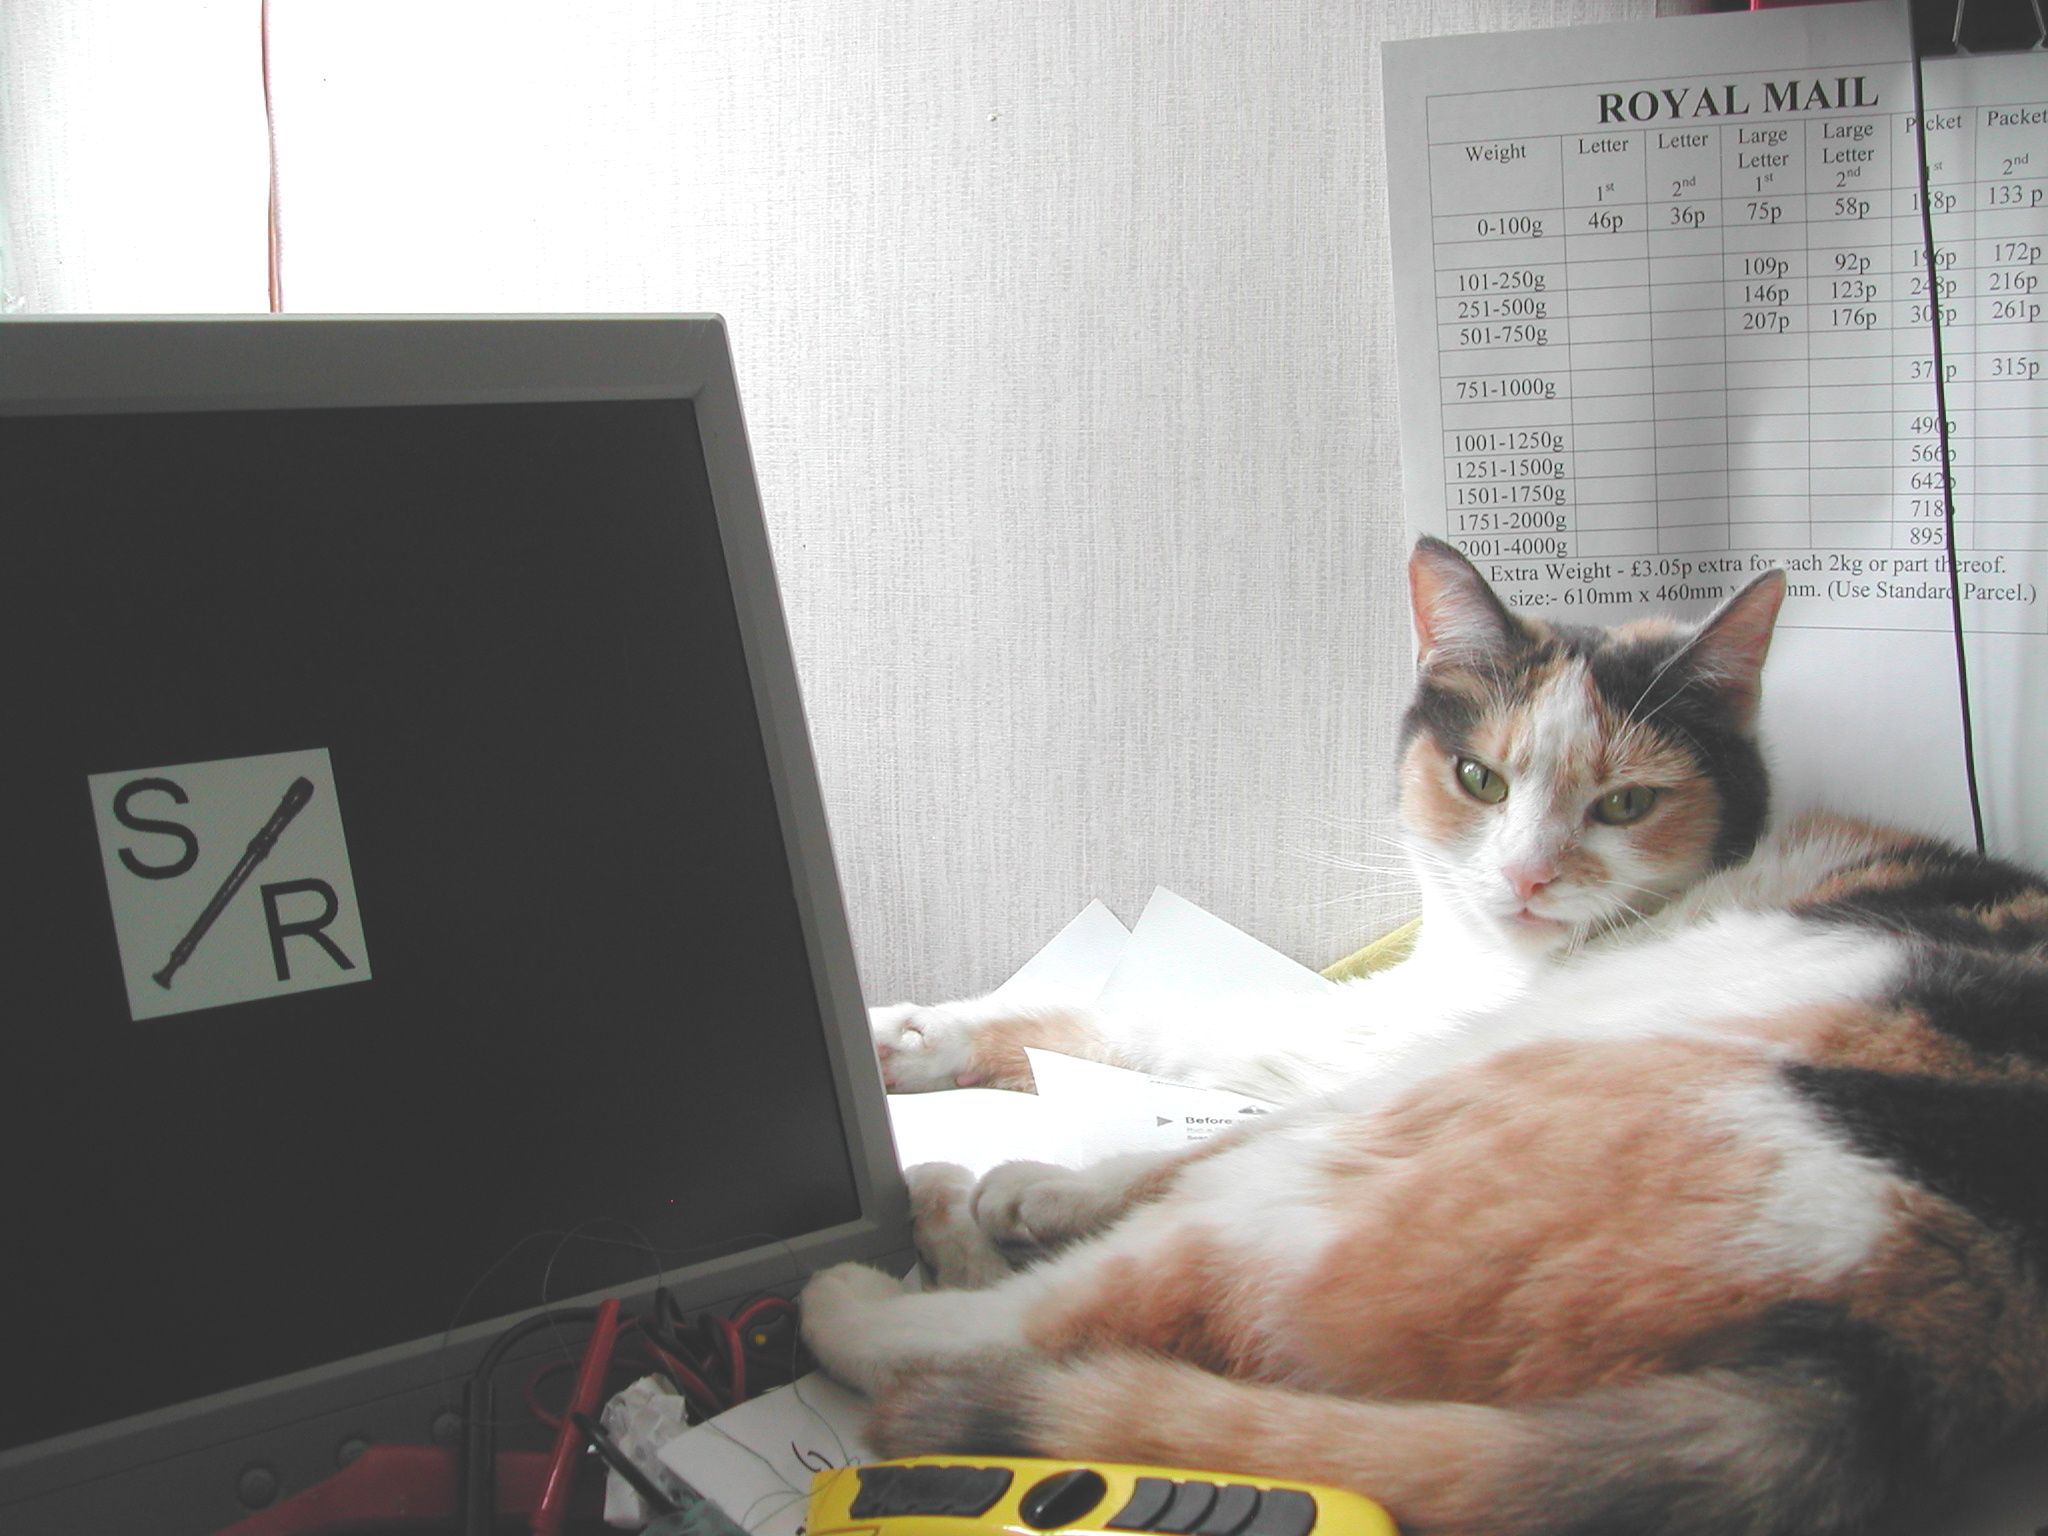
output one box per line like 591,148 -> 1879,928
809,1456 -> 1395,1536
1152,1480 -> 1219,1533
1195,1484 -> 1263,1536
1107,1476 -> 1177,1529
1242,1488 -> 1318,1536
1019,1468 -> 1109,1528
849,1462 -> 1015,1519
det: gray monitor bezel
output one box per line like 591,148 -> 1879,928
0,314 -> 909,1528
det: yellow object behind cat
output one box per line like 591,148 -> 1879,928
807,1455 -> 1399,1536
1319,917 -> 1421,984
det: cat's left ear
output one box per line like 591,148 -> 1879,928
1680,570 -> 1786,732
1409,536 -> 1524,671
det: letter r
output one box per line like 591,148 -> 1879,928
261,878 -> 356,981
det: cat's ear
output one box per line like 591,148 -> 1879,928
1409,536 -> 1523,671
1679,570 -> 1786,731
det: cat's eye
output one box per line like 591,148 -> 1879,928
1455,756 -> 1507,804
1591,785 -> 1658,826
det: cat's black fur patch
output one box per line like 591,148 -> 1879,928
1739,1300 -> 1945,1478
1798,840 -> 2047,948
866,1359 -> 1044,1459
1782,1063 -> 2048,1267
1895,945 -> 2048,1067
941,1400 -> 1039,1458
1399,676 -> 1482,753
1524,1302 -> 1931,1536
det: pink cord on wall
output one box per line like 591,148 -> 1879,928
262,0 -> 282,311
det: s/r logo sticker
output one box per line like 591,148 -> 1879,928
89,749 -> 371,1021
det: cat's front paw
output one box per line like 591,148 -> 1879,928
907,1162 -> 1013,1290
869,1002 -> 981,1091
973,1160 -> 1112,1251
872,999 -> 1106,1092
799,1262 -> 904,1394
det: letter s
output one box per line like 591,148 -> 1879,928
113,777 -> 199,880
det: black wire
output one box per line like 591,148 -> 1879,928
1905,0 -> 1988,856
461,1305 -> 602,1536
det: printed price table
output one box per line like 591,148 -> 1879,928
1398,38 -> 2045,634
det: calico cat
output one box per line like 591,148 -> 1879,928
801,536 -> 2048,1535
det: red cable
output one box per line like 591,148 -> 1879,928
718,1315 -> 746,1405
618,1316 -> 721,1410
523,1358 -> 576,1430
516,1297 -> 797,1441
732,1296 -> 795,1335
532,1297 -> 620,1536
637,1337 -> 727,1416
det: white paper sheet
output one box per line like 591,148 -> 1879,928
1381,1 -> 2048,864
885,1084 -> 1077,1177
984,897 -> 1130,1005
1024,1048 -> 1277,1165
883,888 -> 1316,1178
1092,886 -> 1336,1018
651,1374 -> 874,1536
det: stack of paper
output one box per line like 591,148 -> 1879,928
885,887 -> 1334,1175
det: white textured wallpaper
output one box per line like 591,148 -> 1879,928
7,0 -> 1650,999
0,0 -> 266,311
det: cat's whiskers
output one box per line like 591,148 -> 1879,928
1283,836 -> 1424,926
1288,845 -> 1416,876
1295,833 -> 1463,889
1300,809 -> 1407,838
1615,672 -> 1706,746
1579,893 -> 1658,952
1301,888 -> 1414,913
1357,829 -> 1463,874
1536,877 -> 1666,959
1600,873 -> 1678,906
1623,636 -> 1700,721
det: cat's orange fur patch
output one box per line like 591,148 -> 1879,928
1610,615 -> 1686,645
1465,702 -> 1530,783
1008,1037 -> 1865,1410
1024,1229 -> 1271,1374
960,1008 -> 1121,1090
1399,735 -> 1472,848
1982,887 -> 2048,933
1588,687 -> 1722,871
1786,997 -> 2041,1084
1290,1038 -> 1825,1405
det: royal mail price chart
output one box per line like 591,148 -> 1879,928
1398,37 -> 2046,635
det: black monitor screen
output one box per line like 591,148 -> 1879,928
0,397 -> 862,1454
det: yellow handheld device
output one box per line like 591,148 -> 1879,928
807,1455 -> 1399,1536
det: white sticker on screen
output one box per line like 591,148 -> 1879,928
88,749 -> 371,1021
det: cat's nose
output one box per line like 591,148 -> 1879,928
1502,859 -> 1558,902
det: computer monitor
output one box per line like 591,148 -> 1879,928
0,315 -> 912,1533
